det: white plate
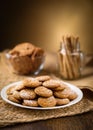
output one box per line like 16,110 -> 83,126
1,81 -> 83,110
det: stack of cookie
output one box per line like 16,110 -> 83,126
7,75 -> 77,108
7,42 -> 44,74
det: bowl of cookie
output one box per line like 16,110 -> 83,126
6,42 -> 45,75
1,75 -> 83,110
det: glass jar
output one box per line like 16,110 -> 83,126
58,38 -> 84,80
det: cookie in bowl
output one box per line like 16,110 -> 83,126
6,42 -> 45,75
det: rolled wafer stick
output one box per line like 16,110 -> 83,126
73,54 -> 80,78
66,36 -> 81,78
57,52 -> 63,75
62,36 -> 75,79
71,35 -> 74,49
59,35 -> 82,79
66,36 -> 73,52
62,54 -> 68,79
65,53 -> 74,79
63,40 -> 75,79
76,37 -> 80,51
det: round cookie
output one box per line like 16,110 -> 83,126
68,91 -> 78,100
54,87 -> 71,98
13,90 -> 22,100
53,82 -> 68,91
56,98 -> 70,106
23,78 -> 42,88
43,79 -> 60,89
34,86 -> 53,97
8,95 -> 21,104
15,82 -> 25,91
23,99 -> 38,107
38,96 -> 56,107
53,85 -> 65,91
20,88 -> 36,100
7,86 -> 16,95
35,75 -> 51,82
9,42 -> 35,57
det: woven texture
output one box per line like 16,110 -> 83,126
0,52 -> 93,127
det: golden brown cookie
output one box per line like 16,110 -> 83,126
34,86 -> 53,97
15,82 -> 25,91
35,75 -> 51,82
23,99 -> 38,107
9,42 -> 35,57
54,87 -> 71,98
20,89 -> 37,100
7,86 -> 16,95
53,86 -> 64,91
8,95 -> 21,104
53,82 -> 68,91
38,96 -> 56,107
43,79 -> 60,89
8,43 -> 44,75
12,90 -> 22,100
68,91 -> 78,100
23,78 -> 42,88
32,47 -> 44,58
56,98 -> 70,106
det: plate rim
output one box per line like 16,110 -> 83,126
1,81 -> 83,110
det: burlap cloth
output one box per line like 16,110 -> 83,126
0,51 -> 93,127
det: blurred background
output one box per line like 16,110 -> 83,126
0,0 -> 93,53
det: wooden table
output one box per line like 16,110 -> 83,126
1,52 -> 93,130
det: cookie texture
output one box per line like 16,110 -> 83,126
68,91 -> 78,100
13,90 -> 21,100
56,98 -> 70,105
54,88 -> 71,98
38,96 -> 56,107
23,99 -> 38,107
34,86 -> 53,97
8,95 -> 21,104
20,89 -> 36,100
35,75 -> 51,82
23,78 -> 42,88
43,79 -> 60,89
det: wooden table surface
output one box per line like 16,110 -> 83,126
1,52 -> 93,130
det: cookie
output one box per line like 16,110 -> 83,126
54,88 -> 71,98
8,95 -> 21,104
53,81 -> 69,91
7,86 -> 16,95
52,82 -> 66,91
12,90 -> 22,100
15,82 -> 25,91
20,89 -> 36,100
32,47 -> 44,58
8,43 -> 44,75
35,75 -> 51,82
56,98 -> 70,106
68,91 -> 78,100
34,86 -> 53,97
38,96 -> 56,107
9,42 -> 35,57
43,79 -> 60,89
23,78 -> 42,88
23,99 -> 38,107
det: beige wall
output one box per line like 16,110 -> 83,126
1,0 -> 93,53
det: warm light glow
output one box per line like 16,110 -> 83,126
3,1 -> 92,53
